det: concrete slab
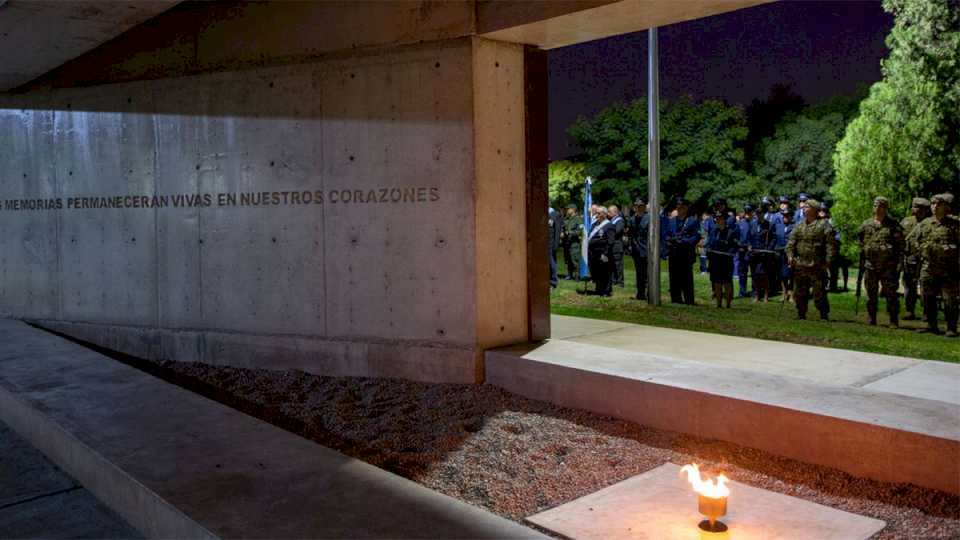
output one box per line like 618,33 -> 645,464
557,317 -> 919,387
486,340 -> 960,494
863,361 -> 960,406
0,319 -> 546,539
527,463 -> 886,540
549,314 -> 635,340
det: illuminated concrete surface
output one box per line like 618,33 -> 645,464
527,463 -> 885,540
0,319 -> 546,539
862,361 -> 960,406
487,330 -> 960,494
551,315 -> 957,401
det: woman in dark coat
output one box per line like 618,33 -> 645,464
587,208 -> 616,296
706,212 -> 738,308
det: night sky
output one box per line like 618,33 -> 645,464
548,1 -> 894,160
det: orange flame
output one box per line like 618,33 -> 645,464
680,464 -> 730,499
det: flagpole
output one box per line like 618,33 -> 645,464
646,27 -> 661,306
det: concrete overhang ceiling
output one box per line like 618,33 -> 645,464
0,0 -> 179,91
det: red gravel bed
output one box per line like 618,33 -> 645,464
156,361 -> 959,539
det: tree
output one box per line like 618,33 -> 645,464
567,97 -> 750,210
548,160 -> 587,208
755,92 -> 865,202
745,83 -> 807,164
832,0 -> 960,256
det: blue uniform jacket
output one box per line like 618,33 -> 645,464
706,226 -> 738,255
628,213 -> 651,258
737,217 -> 754,250
661,215 -> 700,259
702,213 -> 736,239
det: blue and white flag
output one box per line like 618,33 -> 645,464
580,176 -> 592,279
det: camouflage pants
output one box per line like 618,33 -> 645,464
865,267 -> 899,319
793,267 -> 829,318
902,265 -> 920,315
920,272 -> 960,330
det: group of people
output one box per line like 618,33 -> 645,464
549,191 -> 958,336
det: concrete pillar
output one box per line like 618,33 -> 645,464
0,36 -> 540,384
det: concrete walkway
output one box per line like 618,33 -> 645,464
0,319 -> 545,539
551,315 -> 960,405
0,421 -> 141,539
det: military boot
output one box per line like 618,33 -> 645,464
867,308 -> 877,326
916,298 -> 940,334
888,310 -> 899,328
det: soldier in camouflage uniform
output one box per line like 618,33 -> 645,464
901,197 -> 931,320
561,205 -> 583,280
908,193 -> 959,336
857,197 -> 905,327
786,199 -> 834,320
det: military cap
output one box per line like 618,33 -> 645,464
805,199 -> 821,210
566,203 -> 577,210
873,196 -> 889,206
743,203 -> 755,212
633,197 -> 647,206
932,193 -> 954,205
761,196 -> 773,205
798,192 -> 809,201
912,197 -> 931,207
779,195 -> 790,203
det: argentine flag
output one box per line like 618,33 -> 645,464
580,176 -> 592,280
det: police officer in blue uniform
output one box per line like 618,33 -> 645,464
662,197 -> 701,304
737,204 -> 755,298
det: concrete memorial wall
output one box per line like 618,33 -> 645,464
0,36 -> 537,383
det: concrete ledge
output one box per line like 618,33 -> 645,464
33,319 -> 482,384
486,340 -> 960,495
0,320 -> 543,539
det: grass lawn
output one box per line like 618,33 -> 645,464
551,258 -> 959,363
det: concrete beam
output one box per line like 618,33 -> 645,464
0,0 -> 179,91
478,0 -> 772,49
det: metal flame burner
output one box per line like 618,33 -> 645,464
697,493 -> 728,533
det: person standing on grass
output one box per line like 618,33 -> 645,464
901,197 -> 931,320
777,209 -> 795,302
662,198 -> 700,305
548,204 -> 563,289
628,198 -> 650,301
588,206 -> 615,297
608,205 -> 626,287
706,211 -> 738,308
908,193 -> 959,336
562,204 -> 582,280
857,197 -> 905,328
750,203 -> 777,302
737,204 -> 755,298
786,199 -> 834,321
